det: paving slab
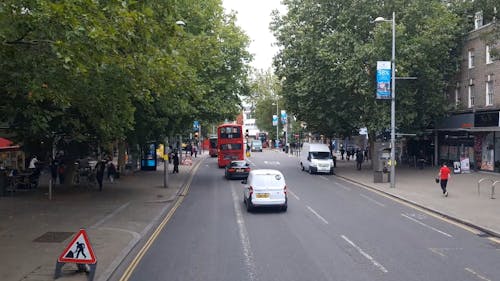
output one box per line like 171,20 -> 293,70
0,155 -> 203,281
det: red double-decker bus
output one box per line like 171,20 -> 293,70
209,136 -> 218,157
217,124 -> 244,168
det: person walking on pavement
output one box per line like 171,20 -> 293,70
95,159 -> 106,191
356,149 -> 364,170
107,161 -> 117,183
172,151 -> 179,174
438,162 -> 451,197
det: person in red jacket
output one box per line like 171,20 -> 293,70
438,162 -> 451,197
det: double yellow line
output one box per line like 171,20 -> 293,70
119,159 -> 204,281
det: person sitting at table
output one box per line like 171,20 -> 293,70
29,156 -> 39,171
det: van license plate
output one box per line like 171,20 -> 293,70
256,193 -> 269,198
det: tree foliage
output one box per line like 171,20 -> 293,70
271,0 -> 465,139
0,0 -> 251,154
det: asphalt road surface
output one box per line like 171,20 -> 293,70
125,150 -> 500,281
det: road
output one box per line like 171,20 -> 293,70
122,150 -> 500,281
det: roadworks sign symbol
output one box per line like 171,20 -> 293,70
58,229 -> 97,264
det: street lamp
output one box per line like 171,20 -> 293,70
374,12 -> 396,188
163,19 -> 187,189
273,101 -> 279,148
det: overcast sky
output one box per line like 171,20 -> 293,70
222,0 -> 286,71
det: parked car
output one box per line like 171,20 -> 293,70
250,140 -> 263,152
242,169 -> 287,212
225,160 -> 251,180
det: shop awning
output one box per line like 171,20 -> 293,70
0,137 -> 20,149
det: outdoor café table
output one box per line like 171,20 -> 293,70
13,172 -> 34,189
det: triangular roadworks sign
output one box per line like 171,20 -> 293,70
58,229 -> 97,264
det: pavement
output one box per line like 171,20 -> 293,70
0,152 -> 204,281
1,149 -> 499,281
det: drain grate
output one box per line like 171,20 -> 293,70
33,231 -> 74,243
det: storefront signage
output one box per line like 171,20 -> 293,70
474,111 -> 500,127
460,157 -> 470,173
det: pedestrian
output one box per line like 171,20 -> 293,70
50,157 -> 59,185
95,160 -> 106,191
28,155 -> 39,171
193,145 -> 198,158
438,162 -> 451,197
172,152 -> 179,173
107,161 -> 117,183
58,162 -> 66,184
340,147 -> 345,160
346,150 -> 350,161
356,150 -> 364,170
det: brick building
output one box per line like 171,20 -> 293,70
437,15 -> 500,172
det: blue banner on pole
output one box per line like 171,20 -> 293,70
376,61 -> 391,99
272,115 -> 278,126
280,110 -> 287,124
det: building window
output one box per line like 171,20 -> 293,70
468,49 -> 475,68
468,79 -> 475,108
486,75 -> 494,106
486,45 -> 492,64
454,84 -> 460,108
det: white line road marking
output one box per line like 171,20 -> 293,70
335,183 -> 352,191
428,248 -> 446,257
231,186 -> 257,281
360,194 -> 386,207
289,190 -> 300,201
319,175 -> 329,181
428,248 -> 463,258
465,267 -> 492,281
306,205 -> 329,224
401,214 -> 453,238
341,235 -> 388,273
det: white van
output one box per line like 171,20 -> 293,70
300,143 -> 334,174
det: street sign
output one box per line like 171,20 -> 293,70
58,229 -> 96,264
193,120 -> 199,131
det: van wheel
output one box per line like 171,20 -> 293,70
308,167 -> 312,174
301,163 -> 304,171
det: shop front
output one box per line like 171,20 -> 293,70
436,111 -> 500,173
0,137 -> 24,171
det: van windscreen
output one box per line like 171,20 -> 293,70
310,152 -> 331,159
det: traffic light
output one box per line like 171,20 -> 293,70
194,132 -> 199,139
245,129 -> 249,138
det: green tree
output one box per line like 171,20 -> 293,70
0,0 -> 251,158
271,0 -> 464,143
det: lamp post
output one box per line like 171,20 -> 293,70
272,101 -> 279,148
163,19 -> 187,189
374,12 -> 396,188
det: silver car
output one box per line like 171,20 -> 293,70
242,169 -> 287,212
